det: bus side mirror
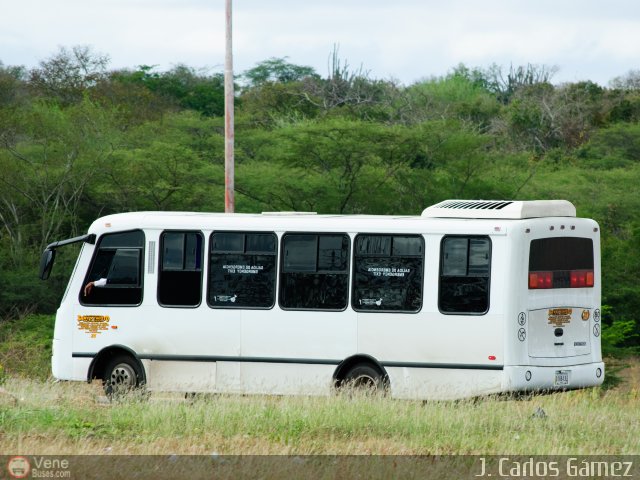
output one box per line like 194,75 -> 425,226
39,248 -> 56,280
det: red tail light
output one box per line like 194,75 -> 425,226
529,271 -> 552,289
571,270 -> 594,288
529,270 -> 594,289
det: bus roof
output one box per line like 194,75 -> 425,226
87,200 -> 582,236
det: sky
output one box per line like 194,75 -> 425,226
1,0 -> 639,86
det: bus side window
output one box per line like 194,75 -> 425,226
81,230 -> 145,306
280,233 -> 350,310
158,231 -> 204,307
352,234 -> 424,312
208,232 -> 277,309
439,236 -> 491,315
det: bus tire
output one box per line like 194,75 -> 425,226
343,364 -> 387,395
103,355 -> 144,398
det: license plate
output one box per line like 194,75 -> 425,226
555,370 -> 570,386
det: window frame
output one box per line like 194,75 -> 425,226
207,231 -> 278,310
157,230 -> 205,308
79,229 -> 145,307
351,233 -> 425,314
278,232 -> 351,312
438,235 -> 492,316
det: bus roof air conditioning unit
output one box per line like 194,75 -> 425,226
422,200 -> 576,219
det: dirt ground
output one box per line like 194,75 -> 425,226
605,356 -> 640,391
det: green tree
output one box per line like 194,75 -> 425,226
302,47 -> 400,121
87,111 -> 224,213
114,65 -> 225,117
474,63 -> 557,104
242,57 -> 318,88
0,62 -> 28,108
28,45 -> 110,105
404,72 -> 500,127
93,70 -> 174,126
0,98 -> 121,314
576,122 -> 640,169
236,118 -> 419,213
238,81 -> 320,126
0,99 -> 120,254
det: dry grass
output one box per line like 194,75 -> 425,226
1,360 -> 639,456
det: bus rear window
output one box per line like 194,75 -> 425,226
528,237 -> 594,289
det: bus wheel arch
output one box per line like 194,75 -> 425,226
88,345 -> 146,389
333,355 -> 390,393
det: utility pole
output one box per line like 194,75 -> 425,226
224,0 -> 235,213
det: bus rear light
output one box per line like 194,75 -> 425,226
570,270 -> 594,288
529,271 -> 552,289
529,270 -> 594,289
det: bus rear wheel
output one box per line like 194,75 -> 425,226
104,355 -> 144,398
343,364 -> 387,395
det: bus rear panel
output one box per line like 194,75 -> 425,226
504,217 -> 603,393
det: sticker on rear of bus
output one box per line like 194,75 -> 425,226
554,370 -> 570,386
548,308 -> 572,327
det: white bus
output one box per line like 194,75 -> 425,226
39,199 -> 604,399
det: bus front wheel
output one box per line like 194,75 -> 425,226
103,355 -> 144,398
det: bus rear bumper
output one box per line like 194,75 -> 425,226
504,362 -> 605,392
